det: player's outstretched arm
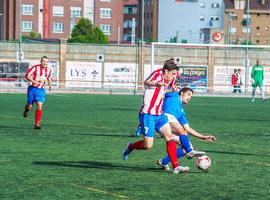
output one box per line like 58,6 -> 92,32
184,125 -> 216,142
203,135 -> 217,142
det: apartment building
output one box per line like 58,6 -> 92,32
224,0 -> 270,45
123,0 -> 139,44
140,0 -> 224,43
142,0 -> 158,42
94,0 -> 123,43
0,0 -> 93,40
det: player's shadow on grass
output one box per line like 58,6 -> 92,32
32,160 -> 201,174
204,149 -> 264,157
0,125 -> 31,133
75,133 -> 134,138
107,108 -> 138,112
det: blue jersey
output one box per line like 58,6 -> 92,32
163,91 -> 188,126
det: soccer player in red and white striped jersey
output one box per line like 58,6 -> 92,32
23,56 -> 52,129
122,59 -> 189,174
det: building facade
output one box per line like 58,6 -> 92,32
94,0 -> 123,43
157,0 -> 225,43
123,0 -> 139,44
224,0 -> 270,45
0,0 -> 94,40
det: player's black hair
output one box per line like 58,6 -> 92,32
179,87 -> 194,95
163,58 -> 179,72
40,56 -> 48,62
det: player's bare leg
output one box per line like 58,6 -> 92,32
23,104 -> 32,118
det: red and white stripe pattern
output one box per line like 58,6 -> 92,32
140,69 -> 176,115
25,64 -> 52,88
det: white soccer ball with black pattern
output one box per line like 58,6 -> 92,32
196,155 -> 211,170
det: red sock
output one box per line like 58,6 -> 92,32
35,109 -> 42,125
129,140 -> 145,150
166,140 -> 179,169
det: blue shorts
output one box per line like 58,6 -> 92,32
27,86 -> 46,105
139,113 -> 169,137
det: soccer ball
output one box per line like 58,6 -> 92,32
196,155 -> 211,170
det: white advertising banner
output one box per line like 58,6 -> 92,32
214,66 -> 246,92
66,61 -> 102,88
264,67 -> 270,91
213,65 -> 270,93
104,63 -> 137,88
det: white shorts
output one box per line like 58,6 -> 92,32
165,113 -> 178,123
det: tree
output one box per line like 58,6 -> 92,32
68,18 -> 108,44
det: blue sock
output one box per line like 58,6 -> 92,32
179,135 -> 192,153
161,148 -> 185,165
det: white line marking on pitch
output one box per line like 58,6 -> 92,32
244,161 -> 270,167
0,114 -> 16,119
71,183 -> 134,199
0,159 -> 12,163
0,114 -> 113,130
47,94 -> 72,98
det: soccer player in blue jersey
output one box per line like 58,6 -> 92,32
157,87 -> 216,171
122,59 -> 190,174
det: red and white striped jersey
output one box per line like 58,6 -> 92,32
140,69 -> 176,115
25,64 -> 52,88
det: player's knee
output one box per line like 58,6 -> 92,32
180,131 -> 188,135
144,143 -> 153,149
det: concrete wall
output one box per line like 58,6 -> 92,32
1,41 -> 270,94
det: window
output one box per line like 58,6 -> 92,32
100,24 -> 111,35
231,27 -> 237,34
22,5 -> 34,15
200,2 -> 205,8
243,14 -> 251,19
100,0 -> 111,2
200,15 -> 205,21
234,1 -> 240,9
256,40 -> 259,43
210,16 -> 219,21
21,21 -> 33,32
123,20 -> 133,28
123,6 -> 138,14
53,6 -> 64,16
100,8 -> 111,18
211,3 -> 219,8
71,7 -> 81,17
53,23 -> 64,33
257,13 -> 260,17
239,1 -> 245,9
265,26 -> 269,31
257,26 -> 260,30
242,27 -> 250,33
231,14 -> 237,20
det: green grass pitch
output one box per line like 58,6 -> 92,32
0,93 -> 269,200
